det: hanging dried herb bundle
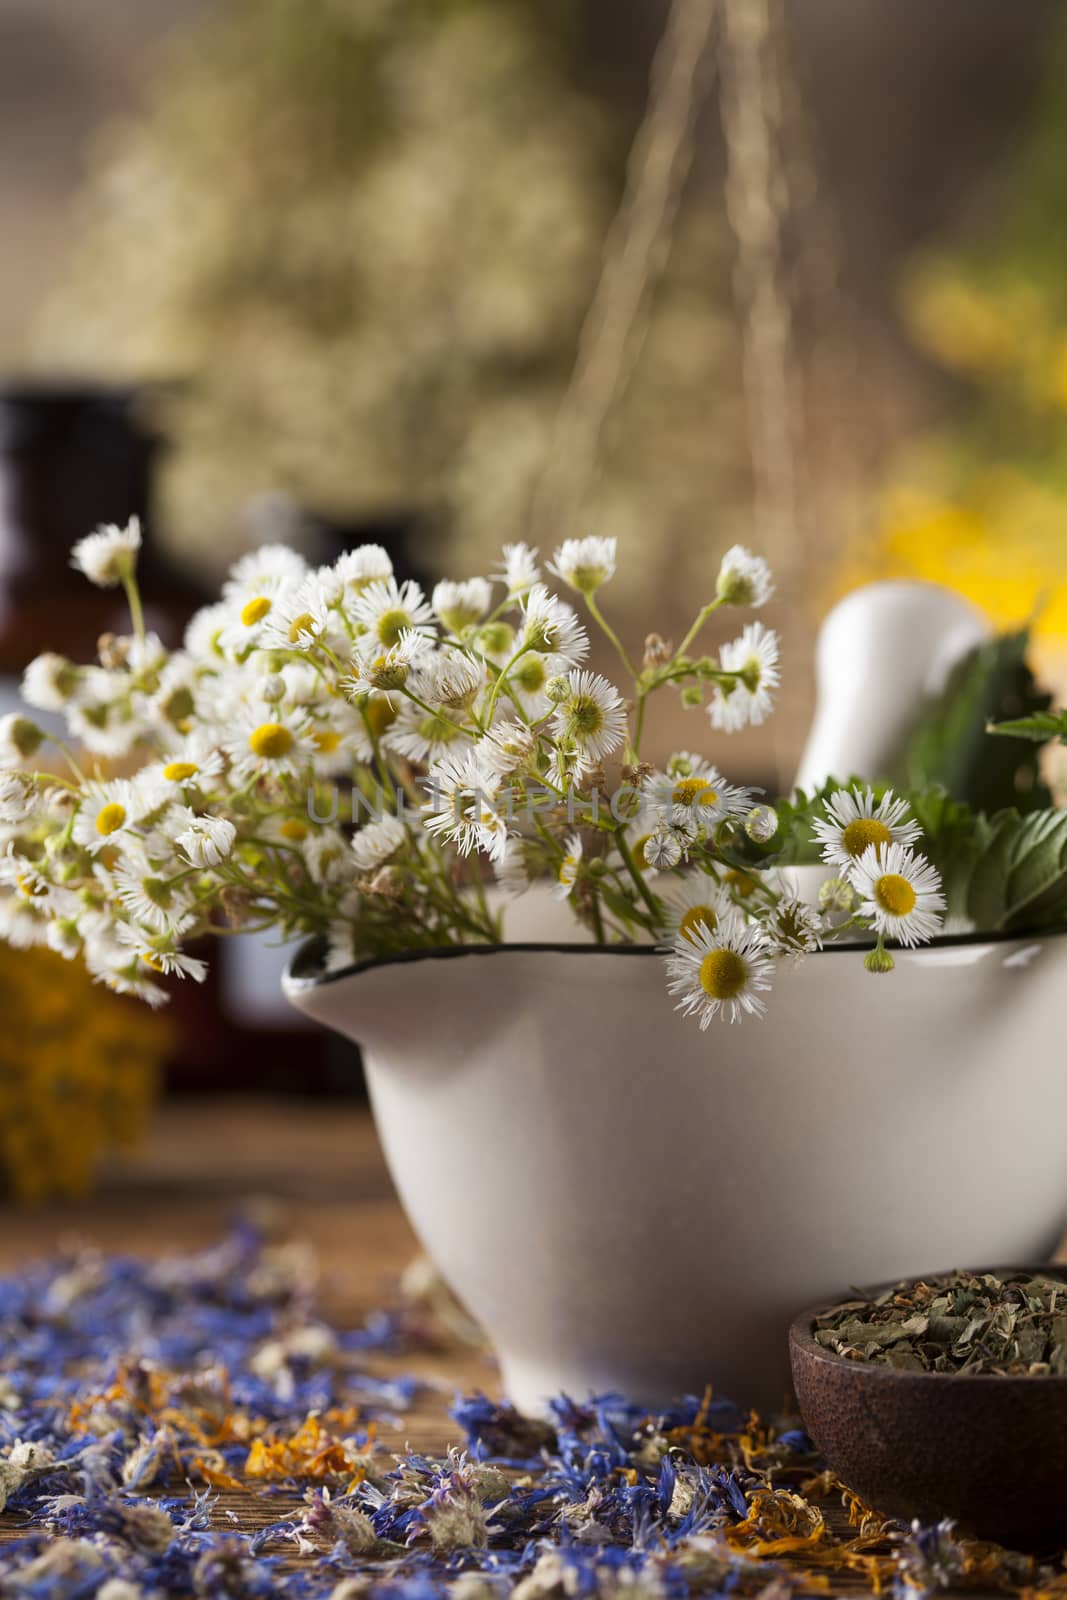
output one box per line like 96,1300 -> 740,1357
814,1270 -> 1067,1375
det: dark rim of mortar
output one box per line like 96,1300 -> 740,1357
790,1265 -> 1067,1388
286,918 -> 1067,988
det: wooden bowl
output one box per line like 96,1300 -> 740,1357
790,1267 -> 1067,1548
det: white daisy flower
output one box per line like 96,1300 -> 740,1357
303,827 -> 355,888
550,670 -> 627,771
769,896 -> 824,960
0,773 -> 37,826
0,894 -> 51,950
351,578 -> 434,649
223,708 -> 316,784
173,812 -> 237,869
744,804 -> 779,844
21,653 -> 79,712
259,573 -> 334,650
65,684 -> 148,760
493,542 -> 540,598
422,754 -> 510,862
70,517 -> 142,588
651,758 -> 756,832
351,815 -> 408,873
473,618 -> 518,667
481,719 -> 536,779
184,601 -> 231,661
715,544 -> 774,608
0,714 -> 44,765
334,544 -> 394,593
110,845 -> 193,934
227,542 -> 308,593
385,696 -> 472,765
344,630 -> 430,698
46,915 -> 84,960
219,565 -> 302,653
83,928 -> 169,1006
72,779 -> 145,854
660,875 -> 732,946
505,651 -> 554,719
851,841 -> 946,948
148,734 -> 226,793
113,922 -> 208,983
517,584 -> 589,668
707,623 -> 780,731
432,579 -> 492,633
554,832 -> 583,899
412,651 -> 485,713
642,828 -> 685,871
811,784 -> 923,873
493,838 -> 529,899
0,846 -> 53,904
664,912 -> 775,1026
304,705 -> 370,778
549,536 -> 617,595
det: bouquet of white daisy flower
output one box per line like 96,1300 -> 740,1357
0,520 -> 952,1022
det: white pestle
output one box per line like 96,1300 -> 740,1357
793,579 -> 992,797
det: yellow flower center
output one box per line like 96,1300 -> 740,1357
163,761 -> 198,782
241,595 -> 272,627
363,697 -> 398,739
672,777 -> 718,809
280,818 -> 309,841
376,608 -> 410,647
312,729 -> 341,754
141,952 -> 165,972
513,656 -> 547,694
559,853 -> 578,883
875,872 -> 917,918
249,723 -> 293,759
478,621 -> 514,657
16,873 -> 46,899
288,612 -> 316,643
95,802 -> 127,837
699,948 -> 747,1000
842,817 -> 892,858
724,868 -> 756,899
566,695 -> 603,738
418,712 -> 461,747
679,904 -> 718,942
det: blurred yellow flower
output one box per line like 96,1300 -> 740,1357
0,947 -> 167,1203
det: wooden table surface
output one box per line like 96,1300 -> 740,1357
0,1096 -> 494,1463
0,1097 -> 1055,1591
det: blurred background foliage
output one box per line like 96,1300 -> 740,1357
846,7 -> 1067,667
28,0 -> 750,612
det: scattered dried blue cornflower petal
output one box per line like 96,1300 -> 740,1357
0,1231 -> 1058,1599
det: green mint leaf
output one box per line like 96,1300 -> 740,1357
964,808 -> 1067,931
988,709 -> 1067,744
886,629 -> 1053,812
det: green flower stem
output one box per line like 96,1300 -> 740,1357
42,736 -> 88,786
585,593 -> 639,679
673,595 -> 726,664
615,829 -> 661,922
482,641 -> 534,728
122,572 -> 146,646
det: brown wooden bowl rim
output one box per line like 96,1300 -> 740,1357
789,1264 -> 1067,1389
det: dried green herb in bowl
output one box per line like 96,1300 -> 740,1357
813,1268 -> 1067,1375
